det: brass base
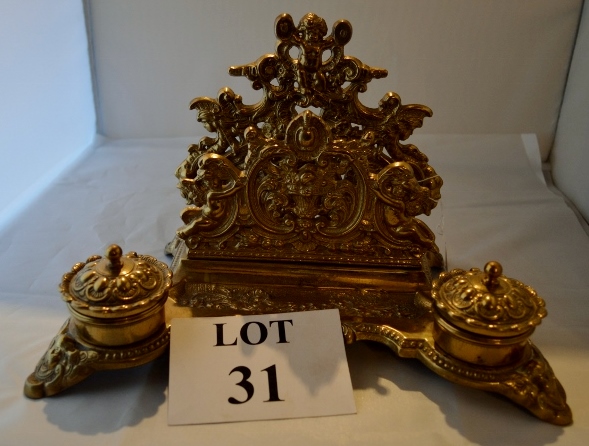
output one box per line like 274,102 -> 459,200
167,239 -> 433,319
24,319 -> 169,399
24,239 -> 572,426
22,10 -> 572,428
342,321 -> 572,426
163,240 -> 572,426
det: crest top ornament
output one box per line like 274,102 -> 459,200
175,12 -> 443,270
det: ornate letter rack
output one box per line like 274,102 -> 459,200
168,12 -> 443,316
25,13 -> 572,426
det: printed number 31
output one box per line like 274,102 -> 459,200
228,364 -> 284,404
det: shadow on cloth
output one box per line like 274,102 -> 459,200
346,341 -> 564,446
43,351 -> 168,434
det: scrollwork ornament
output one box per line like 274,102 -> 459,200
60,249 -> 171,314
500,345 -> 572,426
166,12 -> 572,426
176,12 -> 443,268
432,266 -> 547,336
24,321 -> 98,398
181,283 -> 275,313
71,260 -> 158,304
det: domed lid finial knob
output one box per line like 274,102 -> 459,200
106,244 -> 123,273
483,261 -> 502,292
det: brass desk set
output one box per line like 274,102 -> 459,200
25,13 -> 572,426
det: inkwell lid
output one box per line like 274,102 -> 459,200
60,244 -> 172,318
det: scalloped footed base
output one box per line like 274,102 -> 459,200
24,319 -> 169,399
165,241 -> 571,426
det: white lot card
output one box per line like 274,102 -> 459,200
168,309 -> 356,425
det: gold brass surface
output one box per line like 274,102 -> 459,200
174,12 -> 443,273
25,12 -> 572,427
428,262 -> 570,424
166,13 -> 571,425
24,245 -> 171,398
432,261 -> 547,338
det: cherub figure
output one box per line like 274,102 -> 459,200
373,162 -> 437,248
177,153 -> 245,240
372,92 -> 433,165
275,13 -> 352,96
189,88 -> 247,158
293,13 -> 329,92
177,89 -> 250,204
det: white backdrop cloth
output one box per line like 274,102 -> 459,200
1,134 -> 588,445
